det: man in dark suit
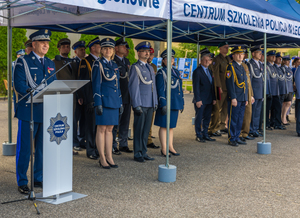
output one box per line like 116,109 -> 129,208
112,38 -> 133,154
192,48 -> 216,143
77,37 -> 101,160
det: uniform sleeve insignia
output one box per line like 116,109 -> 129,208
226,70 -> 231,78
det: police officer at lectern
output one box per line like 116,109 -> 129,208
128,41 -> 158,162
14,29 -> 56,194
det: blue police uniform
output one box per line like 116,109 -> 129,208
226,50 -> 248,144
281,55 -> 294,102
154,65 -> 184,128
294,67 -> 300,134
247,56 -> 264,135
128,41 -> 158,160
14,29 -> 56,188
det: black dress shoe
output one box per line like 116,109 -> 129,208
34,181 -> 43,188
73,151 -> 79,155
239,137 -> 245,141
151,136 -> 155,139
119,147 -> 133,153
99,160 -> 110,169
203,136 -> 216,141
220,128 -> 228,134
257,132 -> 263,137
266,126 -> 273,130
128,137 -> 133,140
161,150 -> 171,157
169,151 -> 180,156
236,139 -> 247,145
147,143 -> 160,149
88,154 -> 99,160
112,148 -> 122,155
282,123 -> 290,126
196,137 -> 206,143
244,136 -> 254,140
274,125 -> 286,130
18,185 -> 30,194
228,141 -> 238,147
144,155 -> 155,161
249,132 -> 259,137
210,131 -> 222,137
73,146 -> 82,151
134,157 -> 145,162
298,133 -> 300,137
106,160 -> 118,168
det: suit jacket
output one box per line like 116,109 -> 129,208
211,54 -> 231,92
128,60 -> 158,108
156,66 -> 184,110
14,52 -> 56,122
226,61 -> 248,102
247,59 -> 264,100
78,54 -> 96,105
192,65 -> 216,105
53,57 -> 76,80
114,56 -> 130,104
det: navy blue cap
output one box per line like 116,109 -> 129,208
115,38 -> 128,47
282,55 -> 291,60
231,45 -> 245,54
87,37 -> 100,49
251,45 -> 262,53
267,50 -> 276,56
29,29 -> 51,41
100,38 -> 116,48
276,52 -> 282,58
72,40 -> 86,50
135,41 -> 151,51
200,48 -> 213,58
16,49 -> 25,55
160,49 -> 175,58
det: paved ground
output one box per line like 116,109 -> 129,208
0,94 -> 300,218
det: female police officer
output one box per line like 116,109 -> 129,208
92,38 -> 123,169
154,49 -> 184,157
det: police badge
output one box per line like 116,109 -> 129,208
47,113 -> 70,145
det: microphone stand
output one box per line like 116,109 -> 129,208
1,58 -> 74,214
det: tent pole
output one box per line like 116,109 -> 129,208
197,34 -> 200,65
7,5 -> 12,143
263,34 -> 267,144
165,19 -> 172,168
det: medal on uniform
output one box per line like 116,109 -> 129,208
172,80 -> 174,84
34,74 -> 37,82
107,73 -> 110,78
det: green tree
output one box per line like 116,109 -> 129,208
0,27 -> 27,95
79,34 -> 97,55
173,43 -> 219,58
46,31 -> 68,60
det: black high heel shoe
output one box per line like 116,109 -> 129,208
99,160 -> 110,169
169,151 -> 180,156
161,150 -> 171,157
106,160 -> 118,168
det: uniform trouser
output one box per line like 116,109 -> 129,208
250,99 -> 263,133
270,95 -> 282,127
209,91 -> 227,133
16,120 -> 43,186
147,112 -> 155,145
84,105 -> 97,157
259,102 -> 264,131
219,91 -> 228,130
73,101 -> 81,148
227,100 -> 246,142
133,107 -> 153,159
296,99 -> 300,134
113,102 -> 131,149
266,96 -> 273,127
78,104 -> 85,139
194,103 -> 213,138
240,99 -> 252,138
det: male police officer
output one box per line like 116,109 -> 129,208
12,49 -> 25,70
226,46 -> 248,147
128,41 -> 158,162
78,37 -> 101,159
24,40 -> 33,55
193,48 -> 216,143
112,38 -> 133,154
209,41 -> 231,136
247,46 -> 264,137
14,29 -> 56,194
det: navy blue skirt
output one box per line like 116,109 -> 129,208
154,108 -> 179,128
95,107 -> 119,125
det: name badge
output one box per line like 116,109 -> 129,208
30,67 -> 38,70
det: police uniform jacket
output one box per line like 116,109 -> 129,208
71,56 -> 81,79
53,57 -> 76,80
192,65 -> 216,105
128,60 -> 158,108
274,64 -> 287,95
266,62 -> 279,96
92,57 -> 122,108
113,56 -> 130,104
225,61 -> 248,102
247,59 -> 264,100
281,65 -> 294,93
211,54 -> 231,91
78,54 -> 96,105
14,52 -> 56,123
156,66 -> 184,110
294,67 -> 300,99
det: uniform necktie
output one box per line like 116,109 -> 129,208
146,63 -> 151,72
40,58 -> 44,67
205,68 -> 212,83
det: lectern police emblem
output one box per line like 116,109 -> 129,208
47,113 -> 70,145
